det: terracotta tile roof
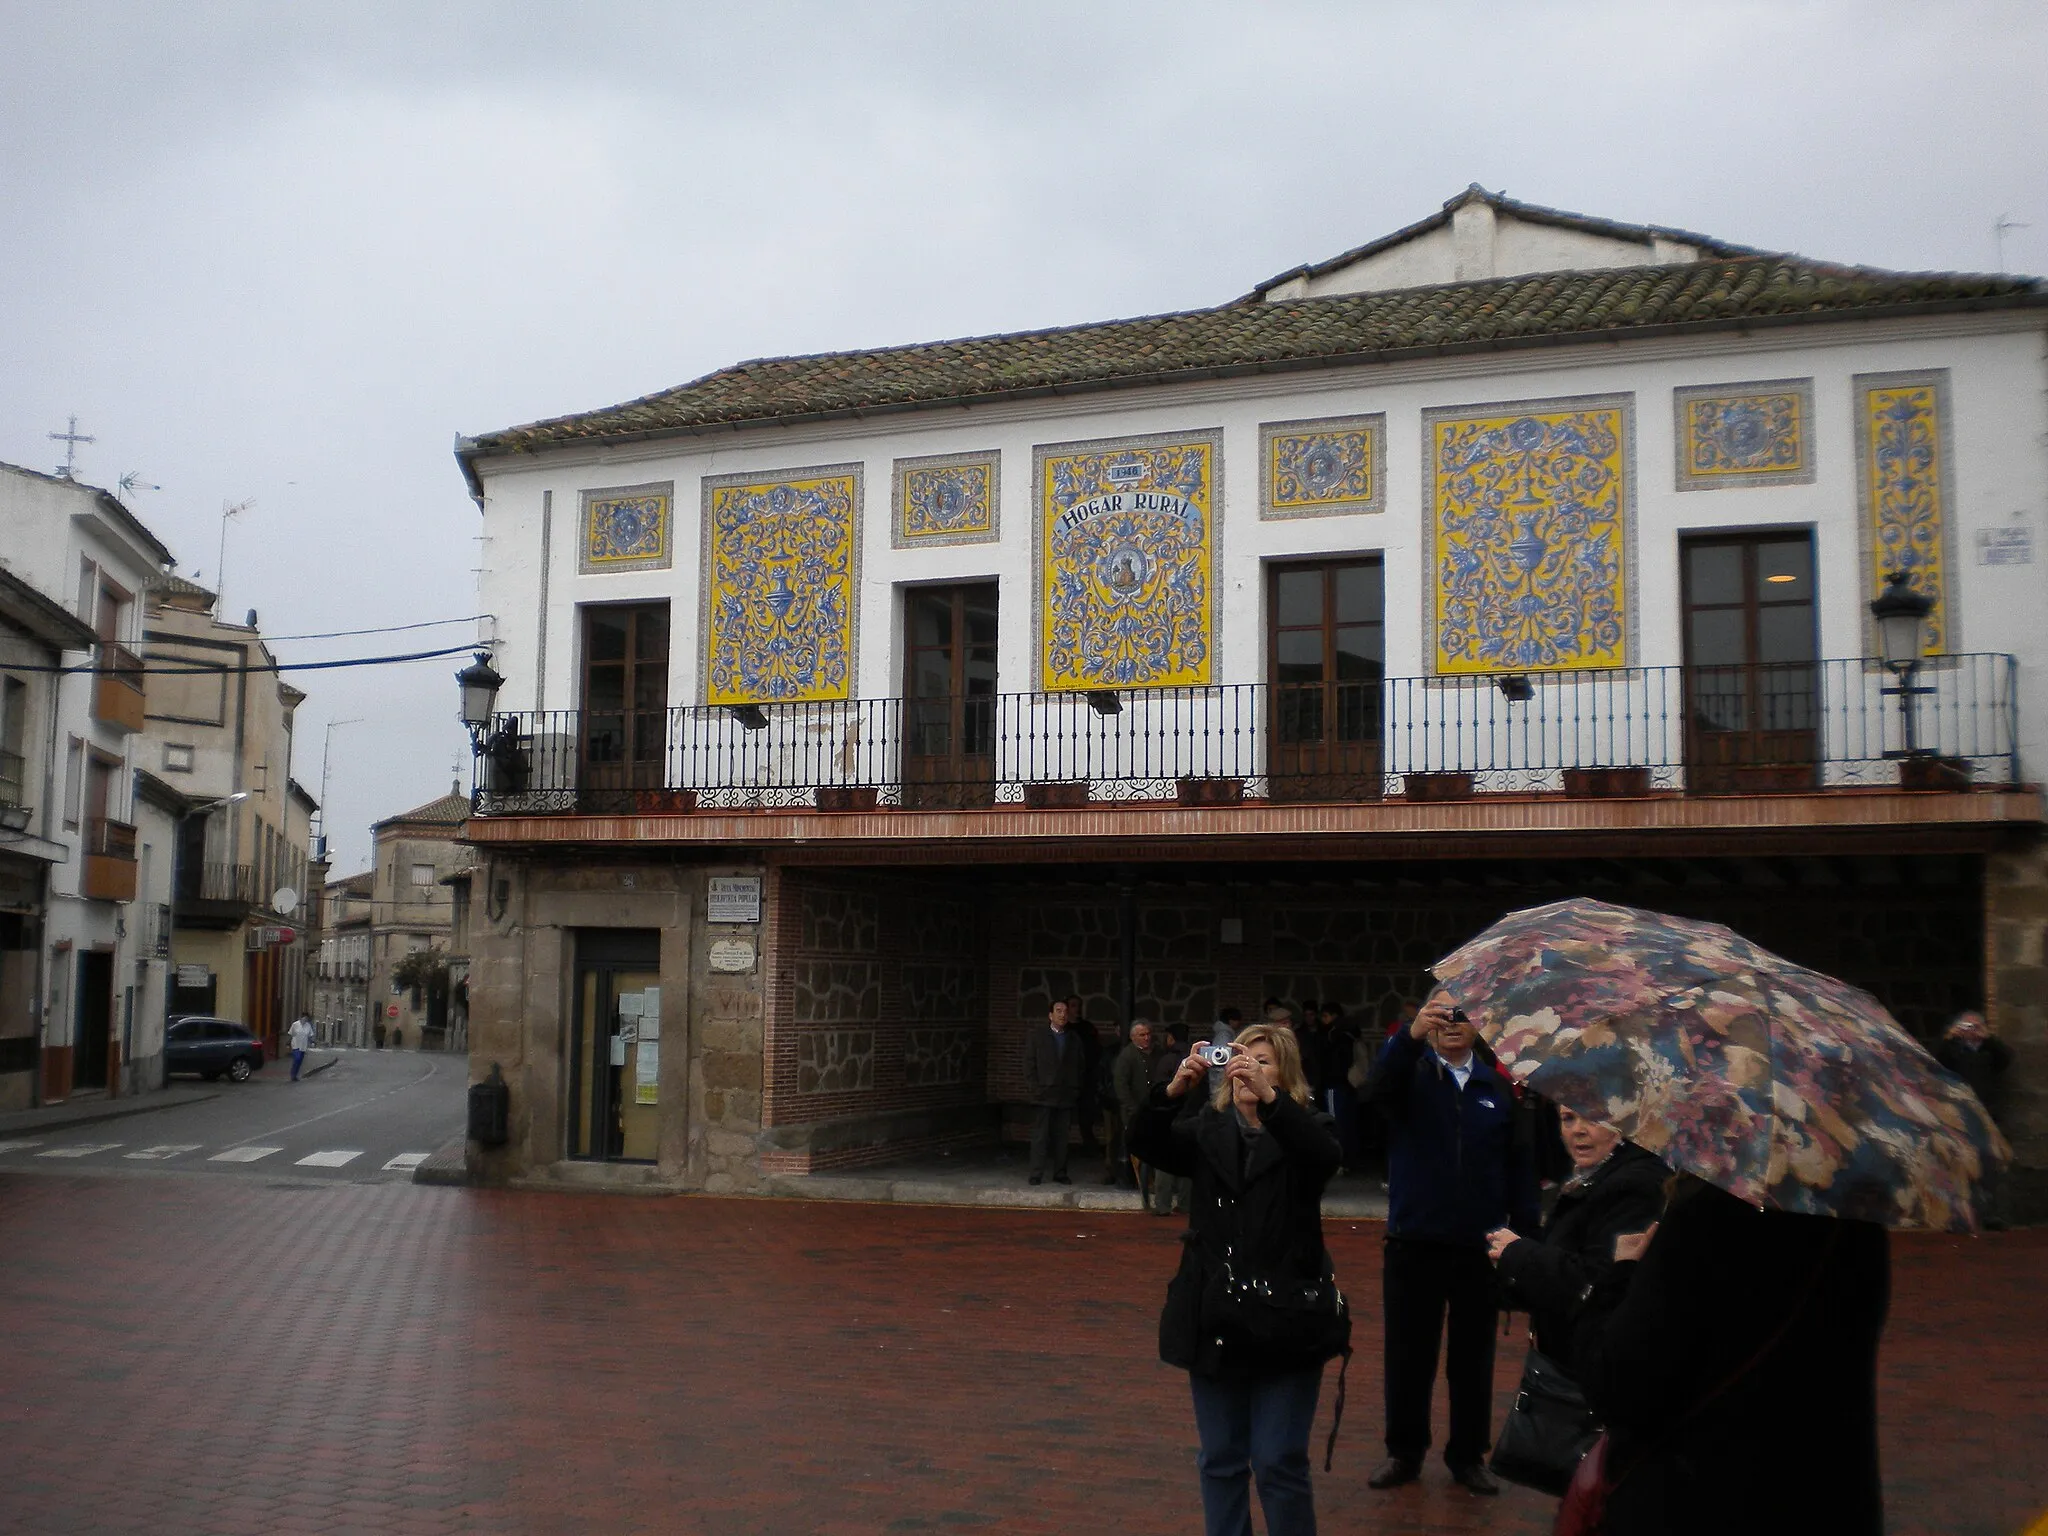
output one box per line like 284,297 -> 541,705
459,259 -> 2043,471
375,792 -> 472,830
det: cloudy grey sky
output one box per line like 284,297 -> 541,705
3,1 -> 2042,872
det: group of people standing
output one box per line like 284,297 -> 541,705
1019,994 -> 1374,1206
1074,990 -> 1978,1536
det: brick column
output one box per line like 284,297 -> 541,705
1986,839 -> 2048,1218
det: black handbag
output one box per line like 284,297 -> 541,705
1198,1258 -> 1352,1365
1489,1346 -> 1601,1495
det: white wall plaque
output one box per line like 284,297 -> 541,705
707,875 -> 762,924
709,938 -> 756,973
1976,526 -> 2033,566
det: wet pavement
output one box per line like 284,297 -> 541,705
0,1175 -> 2041,1535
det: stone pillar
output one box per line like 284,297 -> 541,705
688,863 -> 769,1193
1986,839 -> 2048,1219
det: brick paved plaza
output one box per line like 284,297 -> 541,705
1,1175 -> 2042,1535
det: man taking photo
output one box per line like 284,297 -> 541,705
1365,994 -> 1539,1497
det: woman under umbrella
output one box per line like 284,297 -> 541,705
1486,1105 -> 1668,1370
1431,896 -> 2008,1536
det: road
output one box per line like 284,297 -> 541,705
0,1048 -> 465,1182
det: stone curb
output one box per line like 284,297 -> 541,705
412,1135 -> 470,1187
0,1088 -> 220,1139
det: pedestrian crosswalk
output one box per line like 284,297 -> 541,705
0,1137 -> 433,1174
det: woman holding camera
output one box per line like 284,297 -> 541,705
1128,1025 -> 1347,1536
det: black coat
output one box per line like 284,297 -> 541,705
1021,1025 -> 1086,1107
1495,1141 -> 1668,1368
1128,1084 -> 1343,1381
1569,1181 -> 1890,1536
1934,1035 -> 2013,1125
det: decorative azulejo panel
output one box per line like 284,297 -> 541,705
892,450 -> 999,548
578,481 -> 674,574
1259,414 -> 1385,519
700,463 -> 861,706
1854,369 -> 1955,655
1423,394 -> 1635,675
1034,429 -> 1220,690
1673,379 -> 1815,491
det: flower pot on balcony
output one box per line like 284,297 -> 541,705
1024,780 -> 1090,810
1898,755 -> 1973,792
1562,766 -> 1653,799
816,785 -> 879,812
1403,771 -> 1475,803
1177,776 -> 1245,807
632,788 -> 697,814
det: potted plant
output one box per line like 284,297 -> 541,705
1403,771 -> 1475,802
1024,781 -> 1090,809
1177,776 -> 1245,807
1562,766 -> 1653,798
816,785 -> 880,812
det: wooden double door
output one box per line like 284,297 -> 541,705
1681,532 -> 1820,792
902,584 -> 997,809
1269,559 -> 1385,800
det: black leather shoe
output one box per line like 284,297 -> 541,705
1366,1457 -> 1420,1490
1028,1175 -> 1042,1186
1052,1174 -> 1071,1184
1448,1462 -> 1500,1496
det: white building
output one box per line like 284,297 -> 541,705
0,463 -> 176,1099
453,188 -> 2048,1203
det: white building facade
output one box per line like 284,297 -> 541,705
0,464 -> 176,1099
455,190 -> 2048,1204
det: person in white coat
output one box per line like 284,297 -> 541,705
288,1013 -> 315,1081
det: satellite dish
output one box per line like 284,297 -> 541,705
272,886 -> 299,913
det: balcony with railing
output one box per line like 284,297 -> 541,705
81,815 -> 138,901
92,643 -> 146,733
470,655 -> 2021,827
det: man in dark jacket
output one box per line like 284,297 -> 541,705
1935,1010 -> 2014,1227
1112,1020 -> 1156,1197
1365,994 -> 1540,1496
1022,999 -> 1086,1185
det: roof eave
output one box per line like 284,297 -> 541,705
457,290 -> 2048,471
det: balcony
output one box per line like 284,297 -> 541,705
81,816 -> 138,902
92,644 -> 146,734
472,655 -> 2021,824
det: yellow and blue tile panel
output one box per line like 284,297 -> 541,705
892,451 -> 999,547
1424,396 -> 1633,675
1855,370 -> 1952,655
1260,414 -> 1385,519
579,482 -> 673,573
701,464 -> 860,705
1035,431 -> 1218,690
1673,379 -> 1814,490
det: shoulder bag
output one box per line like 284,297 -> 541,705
1489,1343 -> 1600,1495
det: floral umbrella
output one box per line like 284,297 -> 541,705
1432,896 -> 2008,1233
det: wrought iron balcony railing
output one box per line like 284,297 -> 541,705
470,655 -> 2021,817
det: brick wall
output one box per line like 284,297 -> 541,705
763,870 -> 988,1132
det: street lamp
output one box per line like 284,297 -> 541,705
456,652 -> 505,751
1869,571 -> 1936,757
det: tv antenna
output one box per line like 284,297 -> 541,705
117,472 -> 161,505
49,415 -> 95,478
1994,213 -> 2030,272
216,497 -> 255,606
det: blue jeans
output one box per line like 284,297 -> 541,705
290,1048 -> 305,1081
1188,1366 -> 1323,1536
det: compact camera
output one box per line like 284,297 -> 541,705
1198,1043 -> 1235,1067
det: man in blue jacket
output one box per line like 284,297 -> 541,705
1365,993 -> 1539,1496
